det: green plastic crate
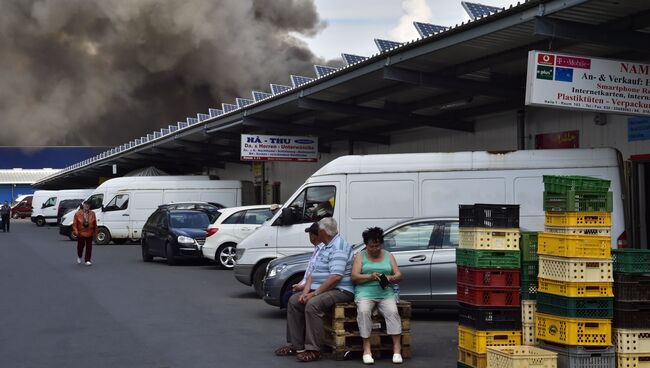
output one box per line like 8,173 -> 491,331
457,362 -> 472,368
543,175 -> 611,193
612,249 -> 650,274
456,248 -> 521,269
521,261 -> 538,280
543,191 -> 613,212
521,278 -> 538,300
520,232 -> 538,262
536,292 -> 614,319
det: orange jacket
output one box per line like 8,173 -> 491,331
72,210 -> 97,238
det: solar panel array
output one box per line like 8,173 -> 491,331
461,1 -> 502,20
414,22 -> 447,37
253,91 -> 272,102
222,103 -> 237,113
197,113 -> 210,122
290,75 -> 314,88
236,98 -> 254,108
374,39 -> 402,52
209,108 -> 223,117
341,53 -> 368,66
271,84 -> 291,95
314,65 -> 338,78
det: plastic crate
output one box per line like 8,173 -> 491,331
537,233 -> 611,259
458,325 -> 521,354
544,226 -> 612,236
457,266 -> 521,288
538,256 -> 613,283
543,175 -> 611,193
458,304 -> 522,330
521,278 -> 538,300
521,261 -> 538,281
537,278 -> 613,298
459,204 -> 520,228
459,347 -> 487,368
543,191 -> 613,212
537,341 -> 615,368
536,292 -> 614,319
535,312 -> 612,346
522,322 -> 537,346
614,273 -> 650,302
487,345 -> 557,368
457,283 -> 521,307
612,249 -> 650,274
459,228 -> 520,250
614,301 -> 650,329
614,328 -> 650,354
458,362 -> 473,368
545,212 -> 611,227
456,248 -> 521,269
522,300 -> 536,324
616,353 -> 650,368
520,232 -> 538,262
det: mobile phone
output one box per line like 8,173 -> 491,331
378,273 -> 390,289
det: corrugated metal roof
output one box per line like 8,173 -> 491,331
0,169 -> 61,184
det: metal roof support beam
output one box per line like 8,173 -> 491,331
297,97 -> 474,133
241,117 -> 390,145
534,17 -> 650,53
171,139 -> 239,152
383,66 -> 522,99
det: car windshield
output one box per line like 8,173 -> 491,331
169,212 -> 210,229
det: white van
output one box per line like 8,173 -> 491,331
234,148 -> 626,295
93,179 -> 254,244
31,189 -> 94,226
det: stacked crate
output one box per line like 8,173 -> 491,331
536,176 -> 616,368
456,204 -> 522,368
612,248 -> 650,367
520,231 -> 539,346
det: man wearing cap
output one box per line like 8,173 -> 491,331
280,223 -> 324,306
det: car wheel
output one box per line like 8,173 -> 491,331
35,217 -> 46,227
68,233 -> 78,241
166,242 -> 177,266
142,242 -> 153,262
94,228 -> 111,245
12,213 -> 19,219
113,239 -> 127,245
216,243 -> 237,270
253,260 -> 271,298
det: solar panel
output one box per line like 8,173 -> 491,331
197,113 -> 210,122
147,134 -> 155,141
209,108 -> 223,117
461,1 -> 502,20
153,131 -> 162,139
270,84 -> 291,95
252,91 -> 272,102
314,65 -> 338,78
236,98 -> 254,108
168,125 -> 178,132
290,75 -> 313,87
160,128 -> 170,136
374,39 -> 402,52
177,121 -> 189,129
222,103 -> 237,113
341,53 -> 368,66
413,22 -> 447,37
187,117 -> 198,125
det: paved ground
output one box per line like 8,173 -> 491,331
0,220 -> 458,368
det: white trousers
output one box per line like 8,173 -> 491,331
355,298 -> 402,338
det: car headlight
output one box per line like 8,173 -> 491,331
235,248 -> 245,260
267,264 -> 287,278
177,236 -> 195,244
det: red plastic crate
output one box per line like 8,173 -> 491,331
457,266 -> 521,288
457,283 -> 521,307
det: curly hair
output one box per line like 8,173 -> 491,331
362,227 -> 384,245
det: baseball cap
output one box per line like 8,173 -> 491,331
305,222 -> 319,235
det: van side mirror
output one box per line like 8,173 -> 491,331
281,207 -> 294,226
101,205 -> 106,212
41,204 -> 46,209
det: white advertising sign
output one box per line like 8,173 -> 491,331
240,134 -> 318,162
525,51 -> 650,116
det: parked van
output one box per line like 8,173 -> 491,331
75,178 -> 254,245
11,195 -> 33,219
31,189 -> 94,226
234,148 -> 626,296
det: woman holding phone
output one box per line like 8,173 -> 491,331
351,227 -> 403,365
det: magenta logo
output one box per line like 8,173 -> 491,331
556,56 -> 591,69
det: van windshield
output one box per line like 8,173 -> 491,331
88,194 -> 104,210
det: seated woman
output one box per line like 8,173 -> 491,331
351,227 -> 403,365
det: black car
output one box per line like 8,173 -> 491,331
57,199 -> 84,225
141,209 -> 211,265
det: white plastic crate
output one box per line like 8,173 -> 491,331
487,346 -> 557,368
522,322 -> 537,346
615,328 -> 650,354
544,226 -> 611,236
522,300 -> 536,324
459,227 -> 520,250
538,255 -> 613,283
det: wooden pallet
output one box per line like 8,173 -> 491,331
323,330 -> 412,348
322,343 -> 412,361
331,301 -> 412,320
324,317 -> 411,335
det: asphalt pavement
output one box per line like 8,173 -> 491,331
0,220 -> 458,368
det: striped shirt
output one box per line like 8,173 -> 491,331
310,234 -> 355,293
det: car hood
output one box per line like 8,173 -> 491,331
173,228 -> 208,239
268,252 -> 312,268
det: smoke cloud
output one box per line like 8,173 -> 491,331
0,0 -> 330,146
390,0 -> 433,41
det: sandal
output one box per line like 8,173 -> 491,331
296,350 -> 321,362
274,346 -> 297,356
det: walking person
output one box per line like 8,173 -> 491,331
72,201 -> 97,266
1,201 -> 10,232
352,227 -> 403,365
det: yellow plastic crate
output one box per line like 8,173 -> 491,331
537,278 -> 613,297
535,312 -> 611,346
617,353 -> 650,368
458,325 -> 522,354
459,228 -> 520,250
545,212 -> 611,227
614,328 -> 650,354
544,226 -> 611,236
537,233 -> 611,259
487,346 -> 557,368
522,322 -> 537,346
522,300 -> 536,324
538,256 -> 613,283
459,347 -> 487,368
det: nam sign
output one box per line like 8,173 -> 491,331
525,51 -> 650,116
241,134 -> 318,162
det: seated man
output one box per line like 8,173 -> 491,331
275,217 -> 355,362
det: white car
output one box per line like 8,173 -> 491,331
202,205 -> 273,269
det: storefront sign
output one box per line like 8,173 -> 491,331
526,51 -> 650,116
241,134 -> 318,162
535,130 -> 580,149
629,117 -> 650,142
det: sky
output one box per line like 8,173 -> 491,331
304,0 -> 520,60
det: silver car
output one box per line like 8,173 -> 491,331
262,217 -> 459,308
